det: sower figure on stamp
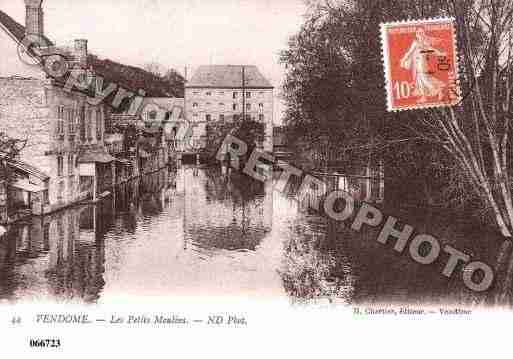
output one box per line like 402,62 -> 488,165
400,28 -> 447,103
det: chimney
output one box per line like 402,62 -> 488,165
74,39 -> 88,67
24,0 -> 44,38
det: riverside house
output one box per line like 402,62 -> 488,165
0,1 -> 182,223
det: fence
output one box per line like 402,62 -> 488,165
298,166 -> 384,214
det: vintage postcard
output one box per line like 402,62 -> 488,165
0,0 -> 512,357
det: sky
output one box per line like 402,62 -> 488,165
0,0 -> 307,123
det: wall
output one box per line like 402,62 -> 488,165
0,76 -> 107,212
185,87 -> 274,151
0,181 -> 7,223
0,25 -> 46,79
40,84 -> 107,210
0,78 -> 52,172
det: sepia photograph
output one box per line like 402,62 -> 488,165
0,0 -> 512,357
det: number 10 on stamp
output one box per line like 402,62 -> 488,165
381,17 -> 461,111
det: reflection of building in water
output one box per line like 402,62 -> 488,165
263,178 -> 273,230
45,206 -> 106,303
0,168 -> 183,303
0,205 -> 106,303
177,166 -> 273,251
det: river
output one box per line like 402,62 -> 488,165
0,165 -> 507,306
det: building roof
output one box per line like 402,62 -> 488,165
186,65 -> 273,89
139,97 -> 184,121
0,10 -> 182,98
78,152 -> 117,163
4,157 -> 50,181
11,179 -> 46,193
77,146 -> 117,164
143,97 -> 185,111
88,55 -> 182,98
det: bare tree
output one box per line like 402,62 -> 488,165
397,1 -> 513,239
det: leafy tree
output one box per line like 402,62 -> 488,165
281,0 -> 452,197
282,0 -> 513,302
205,116 -> 264,159
163,69 -> 185,97
143,62 -> 166,77
0,133 -> 27,222
0,132 -> 27,180
143,63 -> 185,97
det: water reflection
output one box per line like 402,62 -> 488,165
0,207 -> 105,303
279,217 -> 355,304
180,168 -> 271,252
0,166 -> 508,306
0,166 -> 279,302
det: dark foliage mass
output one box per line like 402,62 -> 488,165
205,116 -> 265,158
90,56 -> 185,98
282,0 -> 513,239
280,0 -> 454,201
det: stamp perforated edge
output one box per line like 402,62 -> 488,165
380,17 -> 462,112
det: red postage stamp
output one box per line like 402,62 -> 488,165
381,18 -> 460,111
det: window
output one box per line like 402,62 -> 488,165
246,92 -> 251,98
43,221 -> 50,239
67,154 -> 74,175
206,114 -> 211,121
96,109 -> 102,141
77,73 -> 87,85
57,156 -> 64,177
57,120 -> 64,135
246,103 -> 251,111
56,106 -> 64,135
57,181 -> 64,202
233,92 -> 238,99
74,109 -> 78,133
219,103 -> 225,106
193,102 -> 198,108
259,114 -> 264,122
193,91 -> 199,95
79,106 -> 86,141
206,102 -> 211,107
68,109 -> 76,134
219,92 -> 225,96
233,104 -> 237,111
259,91 -> 264,96
259,103 -> 264,109
86,109 -> 93,140
43,191 -> 49,206
220,114 -> 225,121
206,92 -> 212,96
